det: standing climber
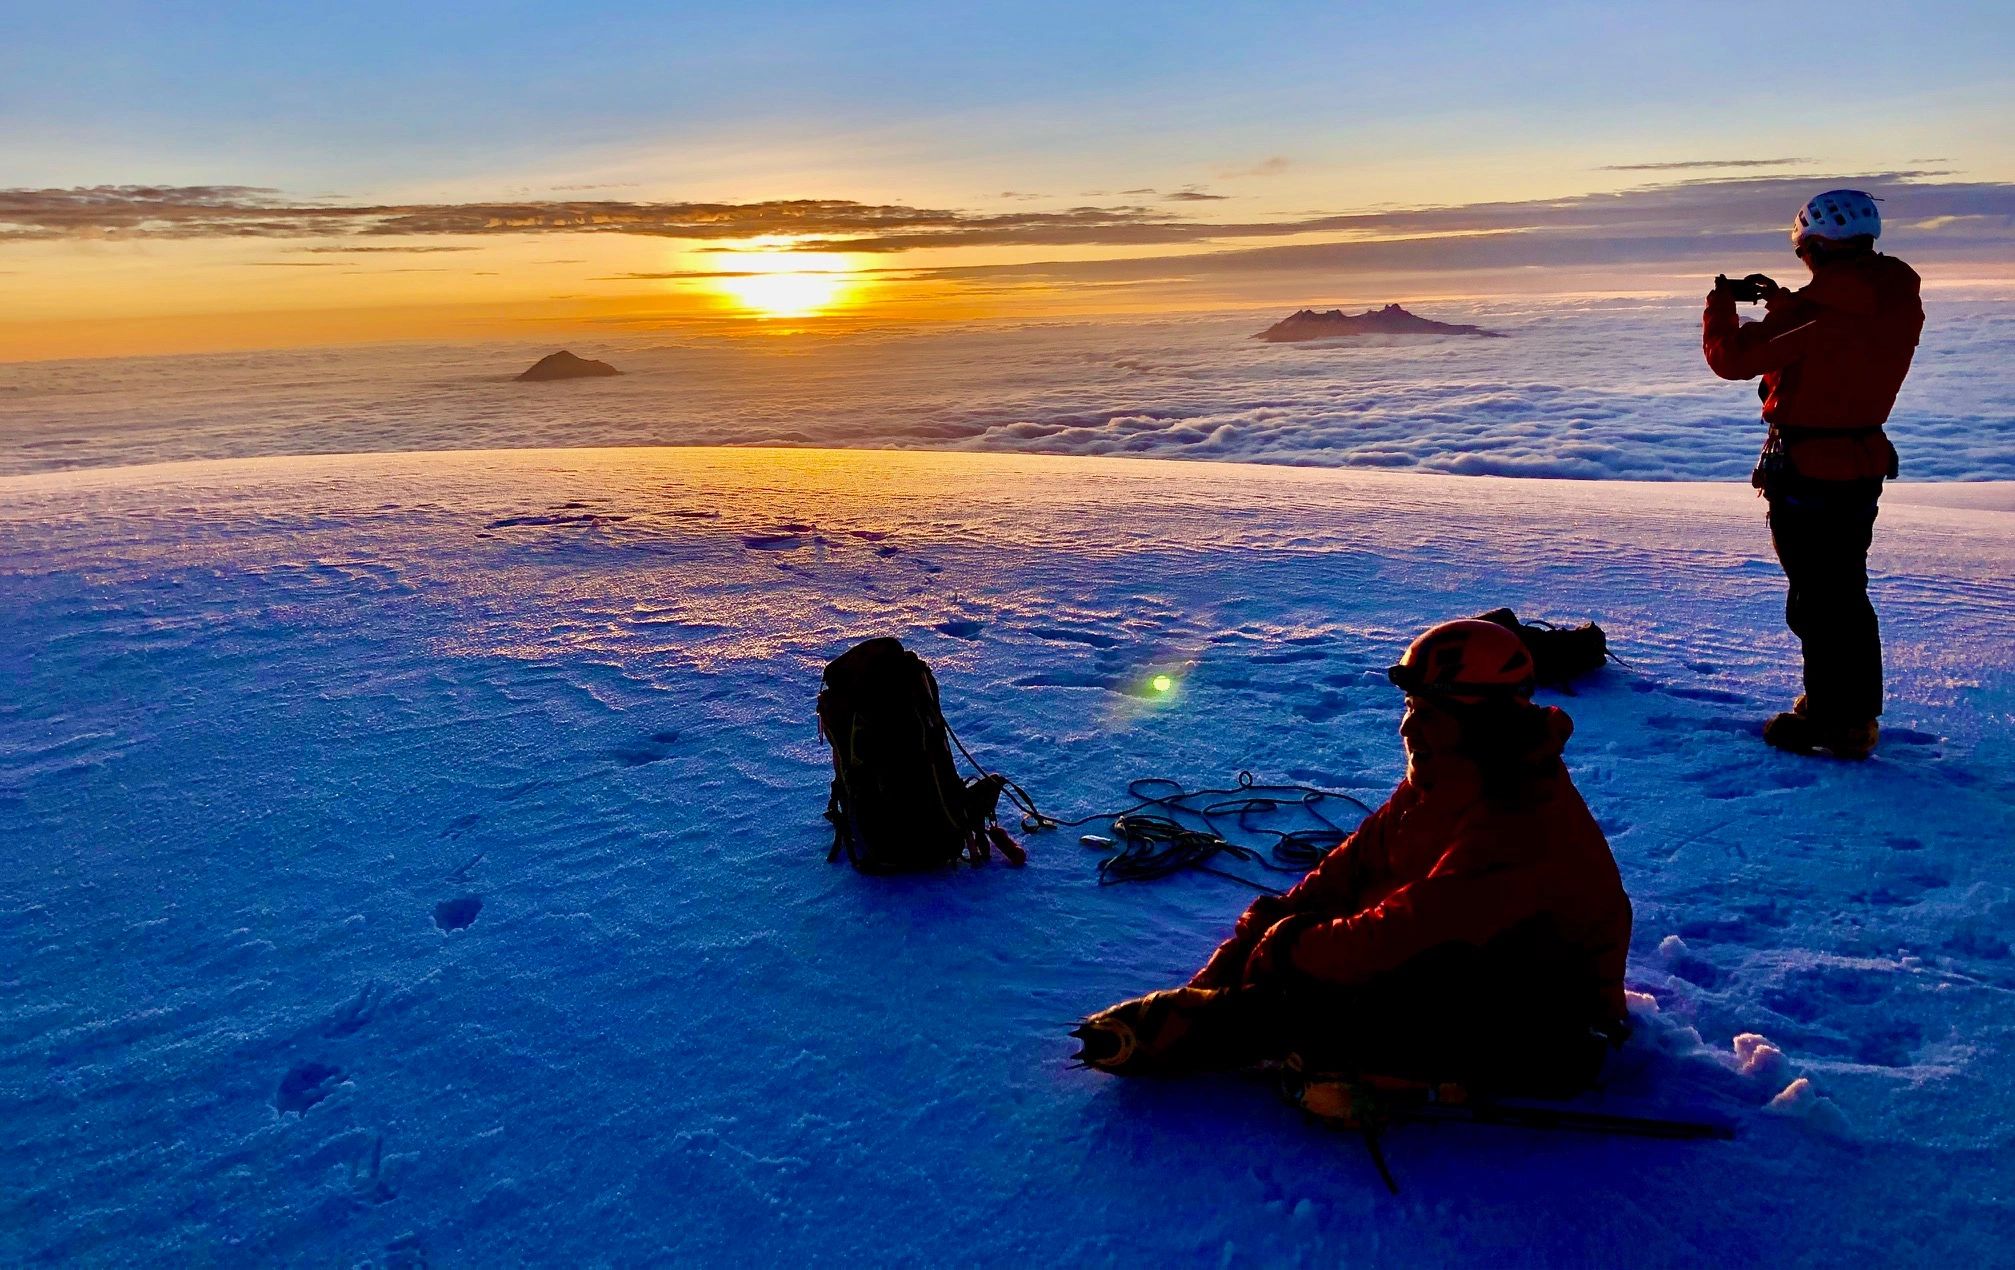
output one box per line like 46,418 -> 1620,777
1703,189 -> 1924,759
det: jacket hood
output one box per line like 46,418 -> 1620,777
1399,703 -> 1574,810
1804,252 -> 1921,317
1459,700 -> 1572,753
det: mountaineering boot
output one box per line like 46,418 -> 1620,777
1763,701 -> 1878,760
1072,989 -> 1203,1075
1071,987 -> 1262,1076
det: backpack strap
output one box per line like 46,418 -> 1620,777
988,823 -> 1028,867
824,780 -> 846,863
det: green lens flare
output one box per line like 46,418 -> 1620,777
1151,674 -> 1173,694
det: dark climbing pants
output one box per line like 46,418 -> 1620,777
1103,948 -> 1613,1097
1767,477 -> 1885,722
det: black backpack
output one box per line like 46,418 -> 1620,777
1475,608 -> 1614,690
817,637 -> 1026,872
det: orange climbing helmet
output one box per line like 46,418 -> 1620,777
1387,619 -> 1536,706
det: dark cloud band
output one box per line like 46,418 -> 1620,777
3,174 -> 2007,283
1597,158 -> 1812,171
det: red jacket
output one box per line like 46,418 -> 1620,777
1702,252 -> 1923,482
1193,708 -> 1630,1025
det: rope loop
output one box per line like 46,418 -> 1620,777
938,716 -> 1372,892
1082,774 -> 1373,891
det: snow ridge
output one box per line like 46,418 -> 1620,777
3,449 -> 2012,1264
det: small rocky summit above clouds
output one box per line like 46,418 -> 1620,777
516,350 -> 622,381
1254,304 -> 1503,342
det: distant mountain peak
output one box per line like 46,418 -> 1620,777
516,350 -> 622,381
1254,305 -> 1502,342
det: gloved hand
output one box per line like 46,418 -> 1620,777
1187,892 -> 1294,988
1242,892 -> 1292,931
1242,914 -> 1318,986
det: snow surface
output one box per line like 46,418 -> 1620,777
5,295 -> 2013,482
5,447 -> 2015,1266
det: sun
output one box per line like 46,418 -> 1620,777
710,246 -> 858,319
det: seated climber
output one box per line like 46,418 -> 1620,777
1073,619 -> 1634,1097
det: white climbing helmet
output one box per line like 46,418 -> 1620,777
1791,189 -> 1881,247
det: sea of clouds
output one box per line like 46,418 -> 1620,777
3,294 -> 2011,480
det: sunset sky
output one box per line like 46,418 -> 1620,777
4,1 -> 2012,360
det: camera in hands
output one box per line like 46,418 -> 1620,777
1714,273 -> 1780,304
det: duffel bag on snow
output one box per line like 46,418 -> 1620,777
1475,608 -> 1614,689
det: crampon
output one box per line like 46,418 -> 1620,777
1068,987 -> 1250,1076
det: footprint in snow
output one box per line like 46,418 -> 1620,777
1935,764 -> 1981,788
1027,626 -> 1122,649
323,982 -> 385,1038
1737,898 -> 1794,929
1666,953 -> 1724,989
1291,693 -> 1349,724
381,1231 -> 428,1269
1011,670 -> 1120,691
351,1133 -> 398,1205
1662,685 -> 1749,706
276,1062 -> 346,1114
1943,922 -> 2011,961
1681,760 -> 1817,799
606,732 -> 679,767
1765,966 -> 1890,1028
1821,967 -> 1892,1005
1759,986 -> 1824,1025
433,896 -> 482,932
1881,727 -> 1938,747
1854,1018 -> 1923,1068
1252,646 -> 1329,665
1852,856 -> 1953,907
1676,914 -> 1754,943
486,511 -> 628,529
1286,767 -> 1363,792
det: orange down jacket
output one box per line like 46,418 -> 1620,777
1702,252 -> 1923,482
1192,707 -> 1631,1026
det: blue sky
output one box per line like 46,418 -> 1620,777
6,1 -> 2010,201
3,2 -> 2012,357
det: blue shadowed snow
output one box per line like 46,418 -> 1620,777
3,449 -> 2013,1264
